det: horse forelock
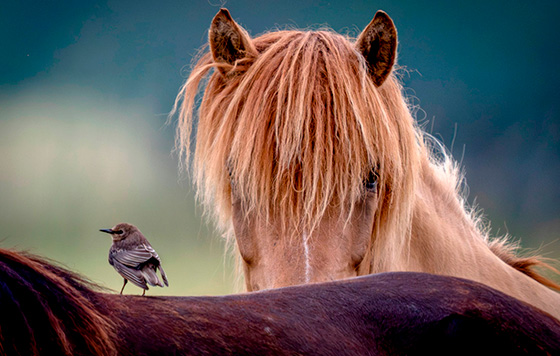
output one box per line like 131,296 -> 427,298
175,28 -> 421,268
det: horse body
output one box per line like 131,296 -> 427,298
106,274 -> 560,355
1,248 -> 559,355
173,9 -> 560,319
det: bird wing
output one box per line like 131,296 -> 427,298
143,243 -> 161,261
111,259 -> 148,290
111,244 -> 167,288
143,244 -> 168,286
112,244 -> 159,268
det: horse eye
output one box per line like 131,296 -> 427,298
365,171 -> 378,191
226,166 -> 236,186
226,161 -> 234,178
226,163 -> 236,184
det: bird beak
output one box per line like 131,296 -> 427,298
99,228 -> 114,234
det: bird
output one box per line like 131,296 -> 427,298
99,223 -> 169,296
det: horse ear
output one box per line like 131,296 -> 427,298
209,8 -> 256,76
355,11 -> 397,86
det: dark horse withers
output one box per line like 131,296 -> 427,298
0,248 -> 559,355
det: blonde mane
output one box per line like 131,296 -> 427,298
174,29 -> 421,270
172,25 -> 559,288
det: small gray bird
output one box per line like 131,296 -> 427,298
100,223 -> 169,296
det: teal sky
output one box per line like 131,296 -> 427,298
1,1 -> 559,293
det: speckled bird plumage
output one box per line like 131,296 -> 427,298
100,223 -> 168,295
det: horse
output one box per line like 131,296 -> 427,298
171,8 -> 560,319
1,248 -> 559,355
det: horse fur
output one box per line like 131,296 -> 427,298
1,248 -> 560,355
171,8 -> 560,318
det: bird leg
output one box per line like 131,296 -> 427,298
120,279 -> 128,294
142,289 -> 146,297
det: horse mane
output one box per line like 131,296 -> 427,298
425,135 -> 560,290
0,249 -> 117,356
172,25 -> 559,288
173,29 -> 420,271
487,237 -> 560,290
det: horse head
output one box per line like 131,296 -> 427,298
174,8 -> 421,291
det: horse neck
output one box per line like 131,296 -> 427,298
407,158 -> 560,319
409,158 -> 483,273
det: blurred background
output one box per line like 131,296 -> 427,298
1,1 -> 559,295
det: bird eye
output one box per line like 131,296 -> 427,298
115,230 -> 124,235
364,170 -> 378,192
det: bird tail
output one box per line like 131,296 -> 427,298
158,265 -> 169,287
141,266 -> 164,287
